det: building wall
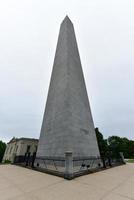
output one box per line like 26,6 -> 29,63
3,139 -> 38,163
18,140 -> 37,156
3,142 -> 16,162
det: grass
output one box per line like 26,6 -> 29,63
0,160 -> 11,165
127,159 -> 134,163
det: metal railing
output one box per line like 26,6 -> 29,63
35,156 -> 65,173
14,152 -> 125,179
73,156 -> 102,174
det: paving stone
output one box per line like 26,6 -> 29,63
0,164 -> 134,200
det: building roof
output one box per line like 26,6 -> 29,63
8,137 -> 38,144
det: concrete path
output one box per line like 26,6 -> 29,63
0,164 -> 133,200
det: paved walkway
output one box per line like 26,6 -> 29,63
0,163 -> 134,200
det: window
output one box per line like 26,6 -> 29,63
26,145 -> 30,153
35,145 -> 37,152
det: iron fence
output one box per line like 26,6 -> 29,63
35,156 -> 65,173
14,152 -> 125,179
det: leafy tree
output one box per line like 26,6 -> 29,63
107,136 -> 134,158
0,140 -> 6,162
95,128 -> 134,159
124,140 -> 134,158
95,128 -> 108,158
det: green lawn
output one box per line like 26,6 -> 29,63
127,159 -> 134,163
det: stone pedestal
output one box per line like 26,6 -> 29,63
64,152 -> 73,180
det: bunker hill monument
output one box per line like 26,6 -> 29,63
35,16 -> 100,165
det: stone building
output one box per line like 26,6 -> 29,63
3,137 -> 38,163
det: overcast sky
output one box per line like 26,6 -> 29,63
0,0 -> 134,142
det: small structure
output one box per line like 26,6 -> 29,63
2,137 -> 38,163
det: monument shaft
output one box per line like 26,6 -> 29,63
36,16 -> 100,159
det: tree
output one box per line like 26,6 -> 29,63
107,136 -> 134,158
127,140 -> 134,158
95,129 -> 134,159
95,128 -> 108,158
0,140 -> 6,162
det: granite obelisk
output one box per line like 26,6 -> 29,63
35,16 -> 100,162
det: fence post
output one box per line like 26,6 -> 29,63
64,151 -> 73,180
119,152 -> 126,164
102,157 -> 106,168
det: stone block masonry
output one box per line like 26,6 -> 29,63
35,16 -> 100,171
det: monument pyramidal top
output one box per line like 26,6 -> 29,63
62,15 -> 73,23
35,16 -> 100,161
